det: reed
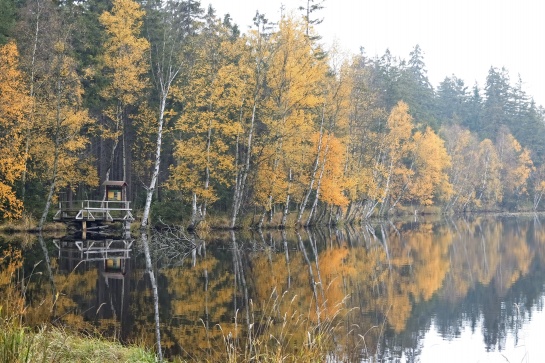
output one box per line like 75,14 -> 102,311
194,288 -> 348,362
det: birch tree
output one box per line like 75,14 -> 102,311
229,13 -> 273,228
407,127 -> 452,207
441,124 -> 481,211
377,101 -> 415,216
476,138 -> 502,208
343,53 -> 387,221
302,54 -> 351,226
531,164 -> 545,210
496,127 -> 534,208
253,16 -> 326,227
140,0 -> 203,229
99,0 -> 149,184
15,1 -> 96,225
38,30 -> 97,230
16,0 -> 58,207
168,12 -> 239,229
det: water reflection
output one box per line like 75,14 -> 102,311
140,231 -> 163,362
38,233 -> 56,303
5,216 -> 545,361
48,235 -> 134,339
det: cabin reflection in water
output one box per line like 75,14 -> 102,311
52,237 -> 133,337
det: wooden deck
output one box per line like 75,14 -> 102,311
53,200 -> 134,223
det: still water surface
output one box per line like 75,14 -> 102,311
4,215 -> 545,362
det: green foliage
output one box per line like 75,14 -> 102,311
0,0 -> 16,44
150,195 -> 187,225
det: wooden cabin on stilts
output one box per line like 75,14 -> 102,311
54,180 -> 134,237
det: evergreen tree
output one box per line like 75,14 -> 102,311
481,66 -> 511,139
173,0 -> 204,37
299,0 -> 324,38
69,0 -> 110,113
370,49 -> 402,111
398,44 -> 437,129
0,0 -> 16,44
436,75 -> 468,124
464,83 -> 483,132
508,75 -> 545,164
222,13 -> 240,40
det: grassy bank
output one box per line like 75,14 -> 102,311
0,324 -> 158,363
0,244 -> 159,362
0,214 -> 66,234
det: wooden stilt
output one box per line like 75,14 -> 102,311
82,220 -> 87,239
123,221 -> 131,238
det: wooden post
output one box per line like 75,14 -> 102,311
82,220 -> 87,239
123,220 -> 131,238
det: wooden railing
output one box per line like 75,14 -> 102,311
54,200 -> 133,222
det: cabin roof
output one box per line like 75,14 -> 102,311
102,180 -> 127,187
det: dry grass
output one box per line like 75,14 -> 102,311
195,288 -> 348,363
0,214 -> 66,233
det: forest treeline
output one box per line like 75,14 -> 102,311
2,0 -> 545,229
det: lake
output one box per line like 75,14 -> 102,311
2,215 -> 545,362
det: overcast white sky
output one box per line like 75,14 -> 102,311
206,0 -> 545,106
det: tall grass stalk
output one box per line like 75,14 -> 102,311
0,321 -> 33,363
205,288 -> 348,362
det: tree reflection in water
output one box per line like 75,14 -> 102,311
140,231 -> 163,361
6,216 -> 545,361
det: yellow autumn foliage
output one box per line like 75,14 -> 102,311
409,127 -> 452,206
0,41 -> 28,218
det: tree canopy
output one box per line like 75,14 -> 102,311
2,0 -> 545,225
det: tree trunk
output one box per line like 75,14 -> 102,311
141,93 -> 168,230
188,192 -> 203,231
122,122 -> 127,182
102,124 -> 120,199
297,106 -> 325,225
230,101 -> 256,228
257,208 -> 266,229
39,77 -> 62,231
281,194 -> 290,228
306,135 -> 330,226
39,168 -> 57,231
22,0 -> 43,205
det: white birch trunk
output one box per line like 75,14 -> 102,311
39,76 -> 62,231
281,168 -> 292,227
141,92 -> 168,229
306,136 -> 330,226
22,0 -> 43,204
297,106 -> 325,224
188,192 -> 204,230
122,124 -> 127,182
39,159 -> 57,231
230,101 -> 256,228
